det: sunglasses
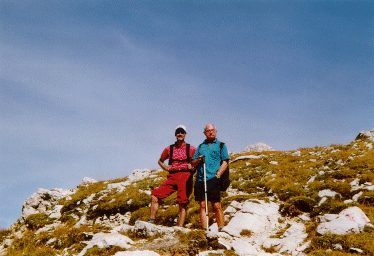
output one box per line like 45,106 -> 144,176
175,128 -> 186,135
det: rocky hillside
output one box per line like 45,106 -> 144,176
1,129 -> 374,256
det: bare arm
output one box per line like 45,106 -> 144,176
191,155 -> 204,168
158,159 -> 170,172
216,160 -> 228,178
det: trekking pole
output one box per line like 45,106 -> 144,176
202,156 -> 209,229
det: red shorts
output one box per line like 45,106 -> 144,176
151,172 -> 193,205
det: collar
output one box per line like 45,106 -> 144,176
174,141 -> 186,148
203,138 -> 218,145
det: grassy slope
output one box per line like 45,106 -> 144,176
1,137 -> 374,255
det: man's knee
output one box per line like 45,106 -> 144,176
199,201 -> 207,209
151,195 -> 159,203
212,202 -> 222,211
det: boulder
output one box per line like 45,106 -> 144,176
78,232 -> 134,256
134,221 -> 174,237
317,207 -> 370,235
223,200 -> 280,237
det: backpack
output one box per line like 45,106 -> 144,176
197,142 -> 230,191
168,143 -> 191,166
219,142 -> 230,191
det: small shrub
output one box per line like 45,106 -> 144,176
280,196 -> 316,217
358,191 -> 374,205
310,199 -> 347,218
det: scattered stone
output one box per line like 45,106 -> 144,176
292,151 -> 301,156
349,248 -> 364,253
232,155 -> 266,162
318,189 -> 338,198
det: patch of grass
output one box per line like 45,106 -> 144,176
5,230 -> 60,256
178,230 -> 207,248
48,224 -> 91,250
240,229 -> 252,237
129,207 -> 149,225
262,245 -> 277,253
0,228 -> 11,243
24,213 -> 56,230
60,181 -> 108,220
310,198 -> 349,218
87,186 -> 151,220
85,245 -> 123,256
270,223 -> 291,238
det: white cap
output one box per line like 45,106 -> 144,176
175,125 -> 187,133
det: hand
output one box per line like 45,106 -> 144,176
198,155 -> 205,162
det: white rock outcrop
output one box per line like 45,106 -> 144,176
244,142 -> 274,152
21,188 -> 73,222
355,128 -> 374,142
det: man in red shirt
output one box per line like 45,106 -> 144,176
149,125 -> 196,227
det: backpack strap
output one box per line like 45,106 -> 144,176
168,144 -> 174,166
186,143 -> 190,163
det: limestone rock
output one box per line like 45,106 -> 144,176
355,128 -> 374,142
317,207 -> 370,235
21,188 -> 73,221
78,232 -> 134,256
79,177 -> 98,186
244,142 -> 274,152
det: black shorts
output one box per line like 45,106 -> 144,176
194,176 -> 221,203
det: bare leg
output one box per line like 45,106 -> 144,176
149,195 -> 159,220
178,203 -> 187,226
212,201 -> 225,227
199,200 -> 209,228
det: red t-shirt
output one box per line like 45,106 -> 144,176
160,142 -> 196,171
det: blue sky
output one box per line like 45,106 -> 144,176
1,1 -> 373,229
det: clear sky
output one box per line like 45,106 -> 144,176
1,1 -> 373,229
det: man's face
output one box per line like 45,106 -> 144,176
175,128 -> 186,141
204,125 -> 217,141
